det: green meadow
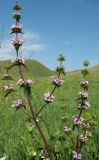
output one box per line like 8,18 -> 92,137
0,60 -> 99,159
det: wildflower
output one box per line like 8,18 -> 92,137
12,99 -> 23,109
79,134 -> 88,143
2,73 -> 12,80
13,2 -> 21,10
11,24 -> 22,33
17,79 -> 25,87
79,91 -> 88,99
11,56 -> 26,64
3,73 -> 12,78
73,117 -> 84,126
72,151 -> 81,160
26,80 -> 33,85
12,38 -> 23,47
56,66 -> 65,75
64,126 -> 71,132
3,84 -> 13,92
57,54 -> 65,62
12,12 -> 21,20
44,92 -> 54,103
80,79 -> 89,87
78,101 -> 90,110
85,131 -> 92,137
52,79 -> 64,87
83,122 -> 91,129
83,60 -> 90,67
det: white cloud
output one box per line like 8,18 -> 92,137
22,44 -> 45,52
22,32 -> 40,42
0,31 -> 45,60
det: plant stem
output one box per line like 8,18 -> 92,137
17,64 -> 52,159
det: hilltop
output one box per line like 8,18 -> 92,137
0,59 -> 54,78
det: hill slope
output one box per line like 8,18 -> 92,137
0,59 -> 54,78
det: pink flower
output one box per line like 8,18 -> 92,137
17,79 -> 33,87
52,79 -> 64,86
64,126 -> 71,132
26,80 -> 33,85
12,99 -> 23,109
80,79 -> 89,86
17,79 -> 25,87
73,117 -> 84,126
72,151 -> 81,160
11,56 -> 26,64
44,92 -> 54,103
79,134 -> 88,143
12,39 -> 23,46
79,91 -> 88,98
78,101 -> 90,110
3,84 -> 13,92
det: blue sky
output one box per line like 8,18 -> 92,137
0,0 -> 99,71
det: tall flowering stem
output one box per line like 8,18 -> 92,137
36,54 -> 65,117
72,60 -> 91,159
9,2 -> 53,159
63,60 -> 92,160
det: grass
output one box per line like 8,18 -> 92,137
0,61 -> 99,159
0,60 -> 54,78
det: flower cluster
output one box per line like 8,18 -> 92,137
83,122 -> 91,129
79,91 -> 88,99
3,84 -> 13,92
78,100 -> 90,110
13,2 -> 21,10
12,12 -> 21,21
12,38 -> 23,46
44,92 -> 54,103
73,117 -> 84,126
11,24 -> 22,34
17,79 -> 33,87
79,131 -> 92,143
79,134 -> 88,143
12,99 -> 23,109
64,126 -> 71,132
56,66 -> 65,75
52,79 -> 64,87
72,151 -> 81,160
2,73 -> 12,80
17,79 -> 24,87
80,79 -> 88,88
11,56 -> 26,65
71,60 -> 91,159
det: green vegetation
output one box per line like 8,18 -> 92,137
0,61 -> 99,159
0,60 -> 53,78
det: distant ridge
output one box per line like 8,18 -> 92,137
0,59 -> 54,78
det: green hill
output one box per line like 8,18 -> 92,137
0,59 -> 54,78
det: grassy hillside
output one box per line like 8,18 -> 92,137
0,59 -> 54,78
0,63 -> 99,159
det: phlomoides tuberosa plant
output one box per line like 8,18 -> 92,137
2,2 -> 65,160
63,60 -> 93,160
